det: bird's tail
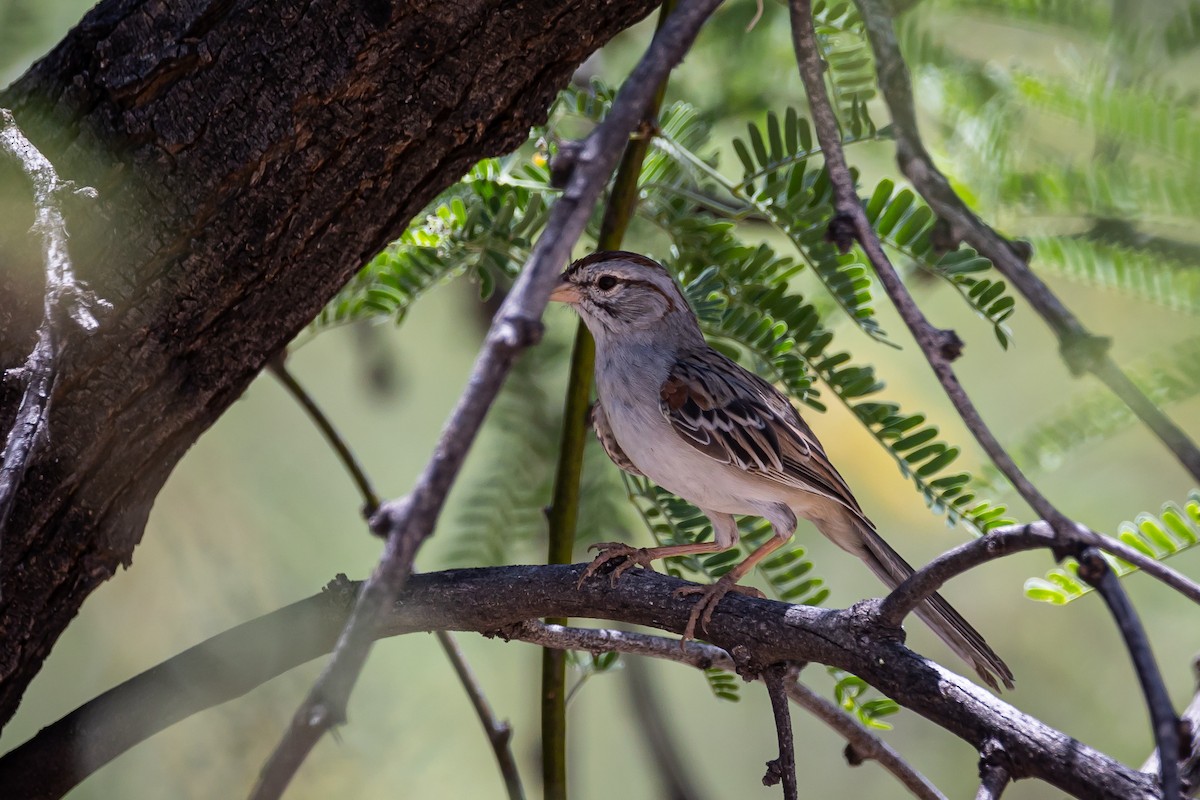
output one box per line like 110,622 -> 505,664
854,520 -> 1014,691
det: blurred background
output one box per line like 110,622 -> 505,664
2,1 -> 1200,797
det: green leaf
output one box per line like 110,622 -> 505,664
1026,492 -> 1200,604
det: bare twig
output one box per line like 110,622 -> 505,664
0,110 -> 108,548
268,357 -> 380,515
248,3 -> 724,797
976,740 -> 1011,800
786,679 -> 946,800
877,524 -> 1056,628
435,630 -> 526,800
1077,549 -> 1182,800
762,663 -> 799,800
853,0 -> 1200,483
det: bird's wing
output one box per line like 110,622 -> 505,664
591,400 -> 644,477
659,348 -> 866,517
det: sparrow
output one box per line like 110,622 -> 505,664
549,250 -> 1013,690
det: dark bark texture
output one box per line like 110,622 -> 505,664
0,0 -> 657,729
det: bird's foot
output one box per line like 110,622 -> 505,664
577,542 -> 658,588
674,576 -> 766,642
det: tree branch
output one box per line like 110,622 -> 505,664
975,740 -> 1011,800
249,2 -> 725,796
762,663 -> 799,800
1,567 -> 1165,800
878,521 -> 1200,630
0,109 -> 108,550
852,0 -> 1200,483
878,524 -> 1056,628
1077,549 -> 1182,800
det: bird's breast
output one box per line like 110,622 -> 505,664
595,360 -> 777,515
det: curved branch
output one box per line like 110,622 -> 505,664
877,524 -> 1055,628
880,521 -> 1200,629
0,566 -> 1160,800
269,358 -> 380,515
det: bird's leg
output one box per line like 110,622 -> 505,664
578,540 -> 726,588
578,510 -> 743,589
675,505 -> 796,641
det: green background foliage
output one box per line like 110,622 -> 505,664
3,1 -> 1200,798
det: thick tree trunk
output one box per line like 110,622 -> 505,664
0,0 -> 656,729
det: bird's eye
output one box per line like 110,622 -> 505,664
596,275 -> 618,291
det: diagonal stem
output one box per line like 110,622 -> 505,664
436,630 -> 526,800
269,357 -> 381,515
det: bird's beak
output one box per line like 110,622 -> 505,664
548,275 -> 581,304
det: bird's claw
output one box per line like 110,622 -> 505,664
674,577 -> 765,643
577,542 -> 657,588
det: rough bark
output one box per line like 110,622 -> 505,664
0,0 -> 657,729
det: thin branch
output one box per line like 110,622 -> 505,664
435,630 -> 526,800
976,740 -> 1011,800
878,524 -> 1056,628
268,357 -> 380,515
852,0 -> 1200,484
248,2 -> 724,796
0,109 -> 108,549
878,520 -> 1200,629
786,679 -> 946,800
788,0 -> 1067,531
3,567 -> 1160,800
762,664 -> 799,800
1077,548 -> 1182,800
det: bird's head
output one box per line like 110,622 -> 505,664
549,251 -> 703,346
